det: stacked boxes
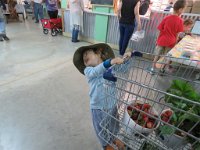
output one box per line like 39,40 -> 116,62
184,0 -> 193,13
184,0 -> 200,14
191,0 -> 200,14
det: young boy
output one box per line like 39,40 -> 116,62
73,43 -> 125,150
178,18 -> 194,42
148,0 -> 187,74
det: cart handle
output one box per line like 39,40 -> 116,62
103,51 -> 142,82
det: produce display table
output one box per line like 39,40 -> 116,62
167,35 -> 200,80
167,35 -> 200,68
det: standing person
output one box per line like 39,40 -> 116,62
0,0 -> 9,41
33,0 -> 44,23
117,0 -> 142,56
73,43 -> 125,150
178,19 -> 194,42
45,0 -> 58,19
68,0 -> 84,42
148,0 -> 187,75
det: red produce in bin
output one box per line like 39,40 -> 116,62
41,18 -> 62,36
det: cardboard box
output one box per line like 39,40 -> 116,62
193,0 -> 200,8
184,7 -> 192,13
191,7 -> 200,14
187,0 -> 193,7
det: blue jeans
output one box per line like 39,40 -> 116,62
34,2 -> 44,22
119,23 -> 135,55
0,18 -> 6,35
91,107 -> 119,148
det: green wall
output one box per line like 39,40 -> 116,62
61,0 -> 67,9
93,6 -> 114,42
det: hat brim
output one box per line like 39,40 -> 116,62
73,43 -> 115,75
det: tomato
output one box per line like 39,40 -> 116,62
146,122 -> 154,129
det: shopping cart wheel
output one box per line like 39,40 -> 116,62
43,29 -> 49,35
51,29 -> 57,36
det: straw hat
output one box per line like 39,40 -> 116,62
73,43 -> 115,75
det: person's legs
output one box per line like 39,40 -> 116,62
152,46 -> 164,68
161,47 -> 172,72
147,46 -> 164,74
0,18 -> 6,34
0,18 -> 9,41
91,109 -> 109,148
121,24 -> 134,55
48,10 -> 58,19
52,10 -> 58,18
48,11 -> 53,19
71,24 -> 80,42
119,23 -> 125,56
34,2 -> 39,22
38,3 -> 44,20
108,107 -> 124,149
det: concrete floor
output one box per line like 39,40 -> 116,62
0,20 -> 101,150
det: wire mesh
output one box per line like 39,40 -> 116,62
100,52 -> 200,150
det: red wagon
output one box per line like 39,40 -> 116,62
41,18 -> 62,36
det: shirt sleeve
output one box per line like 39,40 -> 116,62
84,59 -> 112,79
157,18 -> 166,31
177,19 -> 184,33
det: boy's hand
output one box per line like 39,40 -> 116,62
123,52 -> 132,59
111,57 -> 124,65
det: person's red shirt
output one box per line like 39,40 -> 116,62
157,15 -> 184,48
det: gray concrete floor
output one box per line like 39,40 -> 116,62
0,20 -> 101,150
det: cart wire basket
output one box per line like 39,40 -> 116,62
99,52 -> 200,150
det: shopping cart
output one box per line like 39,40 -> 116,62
100,52 -> 200,150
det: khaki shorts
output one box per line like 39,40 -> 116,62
154,46 -> 171,56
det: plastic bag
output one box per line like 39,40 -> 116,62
131,30 -> 145,42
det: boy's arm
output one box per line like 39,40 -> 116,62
134,0 -> 141,31
84,58 -> 124,79
84,59 -> 112,79
117,0 -> 122,19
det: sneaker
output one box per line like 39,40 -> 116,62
35,20 -> 39,23
3,35 -> 9,41
146,67 -> 156,75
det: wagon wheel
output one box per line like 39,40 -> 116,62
51,29 -> 57,36
43,29 -> 49,34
